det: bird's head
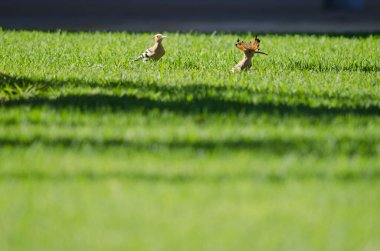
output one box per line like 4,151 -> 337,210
153,34 -> 167,43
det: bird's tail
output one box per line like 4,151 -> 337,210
131,56 -> 142,62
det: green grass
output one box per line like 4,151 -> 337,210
1,30 -> 380,251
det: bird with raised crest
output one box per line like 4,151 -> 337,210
132,34 -> 167,62
230,35 -> 267,72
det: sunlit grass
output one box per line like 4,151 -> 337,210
1,31 -> 380,251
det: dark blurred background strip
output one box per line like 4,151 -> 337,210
0,0 -> 379,32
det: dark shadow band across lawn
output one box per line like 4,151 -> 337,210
0,135 -> 378,156
1,169 -> 379,183
1,76 -> 380,116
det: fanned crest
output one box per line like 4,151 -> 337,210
235,36 -> 267,55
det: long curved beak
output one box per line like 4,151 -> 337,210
256,51 -> 268,55
162,36 -> 168,39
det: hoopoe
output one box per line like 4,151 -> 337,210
132,34 -> 167,62
230,35 -> 267,72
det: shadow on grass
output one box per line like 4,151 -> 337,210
1,169 -> 379,183
1,77 -> 380,116
290,60 -> 380,73
0,135 -> 379,156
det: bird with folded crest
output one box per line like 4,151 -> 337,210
230,35 -> 267,72
132,34 -> 167,62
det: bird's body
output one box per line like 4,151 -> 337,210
132,34 -> 167,62
231,56 -> 253,72
230,36 -> 267,72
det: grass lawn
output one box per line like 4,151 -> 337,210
1,30 -> 380,250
